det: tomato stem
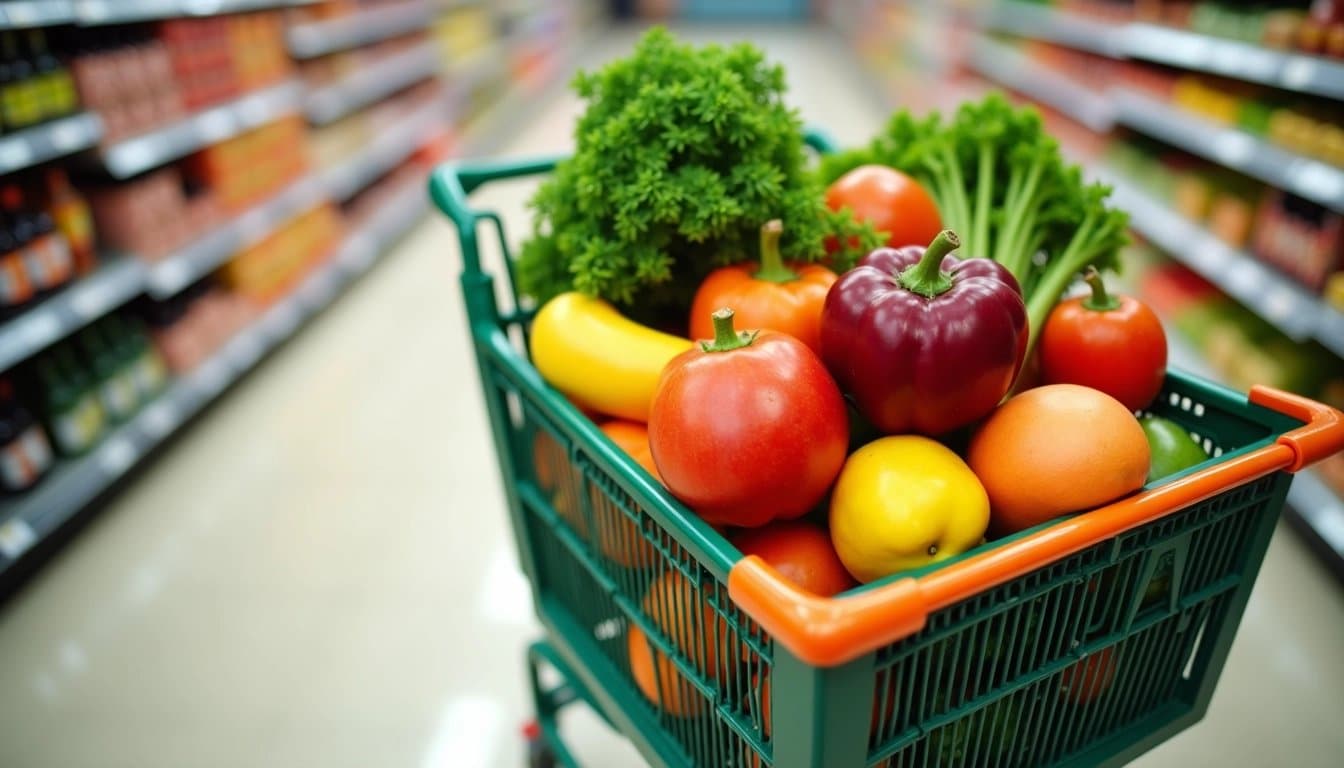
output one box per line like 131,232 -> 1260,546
753,219 -> 797,284
701,308 -> 757,352
897,230 -> 959,298
1081,266 -> 1121,312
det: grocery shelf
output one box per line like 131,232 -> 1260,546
1316,309 -> 1344,359
451,27 -> 596,159
1284,470 -> 1344,580
322,94 -> 449,201
1166,329 -> 1344,578
0,1 -> 75,30
1125,24 -> 1344,102
286,0 -> 433,59
978,1 -> 1117,57
305,42 -> 441,126
0,259 -> 146,374
0,178 -> 424,580
967,35 -> 1114,132
96,80 -> 304,180
0,112 -> 103,176
144,172 -> 329,298
1111,89 -> 1344,214
980,1 -> 1344,101
74,0 -> 317,25
1100,172 -> 1343,350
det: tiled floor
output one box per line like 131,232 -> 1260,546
0,22 -> 1341,768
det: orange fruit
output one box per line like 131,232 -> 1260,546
600,420 -> 661,481
627,623 -> 704,718
627,572 -> 726,717
731,521 -> 856,598
592,421 -> 662,569
1060,647 -> 1117,705
968,384 -> 1149,536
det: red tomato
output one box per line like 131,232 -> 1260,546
731,521 -> 855,597
825,165 -> 942,249
649,309 -> 848,528
1060,647 -> 1117,705
1039,269 -> 1168,411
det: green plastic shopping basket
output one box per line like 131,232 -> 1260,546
428,133 -> 1344,768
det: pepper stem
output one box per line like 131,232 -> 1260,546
1081,267 -> 1121,311
753,219 -> 797,284
701,308 -> 758,353
897,230 -> 959,298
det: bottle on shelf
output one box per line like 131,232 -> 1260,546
0,30 -> 42,133
27,28 -> 78,122
1,184 -> 72,297
35,347 -> 107,457
44,169 -> 97,276
0,204 -> 36,312
0,377 -> 54,494
114,315 -> 168,401
78,324 -> 139,424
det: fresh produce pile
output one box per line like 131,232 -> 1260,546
521,29 -> 1214,726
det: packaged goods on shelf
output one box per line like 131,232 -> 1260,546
66,27 -> 184,143
1253,191 -> 1344,293
218,203 -> 343,303
87,167 -> 221,260
1135,254 -> 1343,400
432,0 -> 495,68
65,15 -> 292,145
158,12 -> 291,109
186,115 -> 310,212
296,32 -> 430,90
140,281 -> 256,376
309,79 -> 442,180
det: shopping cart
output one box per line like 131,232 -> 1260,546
428,132 -> 1344,768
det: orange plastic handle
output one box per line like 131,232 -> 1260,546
728,385 -> 1344,668
1250,385 -> 1344,472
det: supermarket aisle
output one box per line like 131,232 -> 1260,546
0,21 -> 1342,768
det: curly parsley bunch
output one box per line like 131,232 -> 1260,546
517,28 -> 877,325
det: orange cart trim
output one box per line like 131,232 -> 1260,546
728,385 -> 1344,667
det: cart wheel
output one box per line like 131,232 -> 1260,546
523,721 -> 557,768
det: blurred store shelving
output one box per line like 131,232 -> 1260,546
0,0 -> 601,581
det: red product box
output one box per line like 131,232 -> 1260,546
1252,189 -> 1344,292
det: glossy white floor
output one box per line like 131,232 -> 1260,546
1,22 -> 1342,768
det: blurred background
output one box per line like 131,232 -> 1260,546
0,0 -> 1341,766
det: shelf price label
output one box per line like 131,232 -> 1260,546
50,119 -> 87,151
1212,131 -> 1253,167
0,136 -> 34,171
1280,57 -> 1317,91
98,437 -> 138,477
0,518 -> 37,560
140,401 -> 180,440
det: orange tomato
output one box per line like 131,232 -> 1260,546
628,623 -> 703,717
731,521 -> 855,598
627,572 -> 726,717
968,384 -> 1149,536
599,420 -> 661,480
825,165 -> 942,249
689,220 -> 836,354
593,421 -> 661,569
